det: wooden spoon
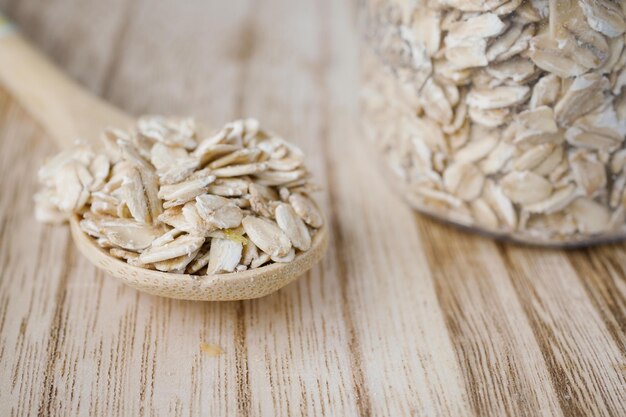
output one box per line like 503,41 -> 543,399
0,18 -> 328,301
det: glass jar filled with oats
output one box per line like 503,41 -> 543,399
360,0 -> 626,245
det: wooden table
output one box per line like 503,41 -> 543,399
1,1 -> 625,416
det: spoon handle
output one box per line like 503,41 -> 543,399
0,12 -> 131,149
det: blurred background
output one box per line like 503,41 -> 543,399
1,0 -> 359,131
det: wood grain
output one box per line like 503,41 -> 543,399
0,0 -> 625,416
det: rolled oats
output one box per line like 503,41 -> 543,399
275,203 -> 312,251
35,117 -> 322,273
241,215 -> 292,258
207,238 -> 243,274
362,0 -> 626,244
288,193 -> 324,228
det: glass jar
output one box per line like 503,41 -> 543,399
360,0 -> 626,246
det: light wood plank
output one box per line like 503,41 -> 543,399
8,0 -> 132,93
0,91 -> 75,417
318,2 -> 475,415
501,246 -> 626,417
230,0 -> 360,414
414,217 -> 564,417
566,247 -> 626,354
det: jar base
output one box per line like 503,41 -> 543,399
410,202 -> 626,249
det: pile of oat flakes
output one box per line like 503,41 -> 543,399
361,0 -> 626,242
35,117 -> 323,274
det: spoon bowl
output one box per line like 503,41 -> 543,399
70,216 -> 328,300
0,20 -> 328,300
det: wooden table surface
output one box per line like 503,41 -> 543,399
1,1 -> 625,416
